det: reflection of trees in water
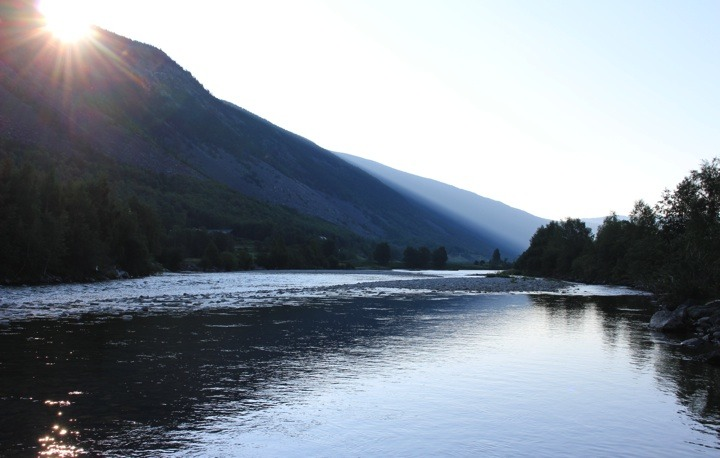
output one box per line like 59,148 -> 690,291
531,295 -> 656,369
653,342 -> 720,437
531,294 -> 720,440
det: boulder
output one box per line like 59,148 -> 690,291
704,349 -> 720,366
649,310 -> 686,332
680,337 -> 705,349
651,299 -> 720,365
686,301 -> 720,320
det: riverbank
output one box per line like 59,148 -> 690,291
650,300 -> 720,365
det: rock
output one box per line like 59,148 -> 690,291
651,299 -> 720,365
675,301 -> 695,318
649,310 -> 686,332
705,299 -> 720,308
686,302 -> 720,320
680,337 -> 705,348
704,349 -> 720,366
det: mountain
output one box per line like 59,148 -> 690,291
336,153 -> 548,257
0,1 -> 536,274
581,215 -> 629,236
333,153 -> 625,250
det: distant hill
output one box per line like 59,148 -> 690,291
336,153 -> 549,257
0,1 -> 550,276
581,216 -> 629,235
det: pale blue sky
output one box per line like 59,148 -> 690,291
40,0 -> 720,219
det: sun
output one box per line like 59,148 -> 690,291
38,0 -> 95,43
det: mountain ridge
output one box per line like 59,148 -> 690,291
1,2 -> 545,269
335,153 -> 549,257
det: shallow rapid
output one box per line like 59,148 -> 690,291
1,271 -> 716,456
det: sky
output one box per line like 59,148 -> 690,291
37,0 -> 720,220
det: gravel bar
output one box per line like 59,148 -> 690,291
327,275 -> 569,294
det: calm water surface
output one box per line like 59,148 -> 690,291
0,272 -> 718,457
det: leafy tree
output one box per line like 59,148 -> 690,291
321,237 -> 337,258
373,242 -> 392,266
489,248 -> 502,269
268,237 -> 289,269
158,246 -> 185,271
592,214 -> 636,284
655,159 -> 720,300
657,158 -> 720,235
200,240 -> 221,270
219,251 -> 238,271
418,247 -> 431,269
236,248 -> 254,270
624,200 -> 664,289
432,246 -> 448,269
515,219 -> 593,280
514,158 -> 720,303
403,246 -> 420,269
115,206 -> 154,276
62,183 -> 104,275
402,245 -> 438,269
629,200 -> 658,233
128,196 -> 164,258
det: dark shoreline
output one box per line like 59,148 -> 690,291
650,300 -> 720,365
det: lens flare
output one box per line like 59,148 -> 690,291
38,0 -> 94,43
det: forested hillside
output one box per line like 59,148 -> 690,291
0,1 -> 532,283
0,139 -> 371,283
0,0 -> 510,272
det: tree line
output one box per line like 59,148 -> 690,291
0,159 -> 161,281
515,158 -> 720,304
372,242 -> 448,269
0,152 -> 359,283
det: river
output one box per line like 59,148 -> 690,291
1,271 -> 718,456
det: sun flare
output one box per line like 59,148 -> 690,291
38,0 -> 95,43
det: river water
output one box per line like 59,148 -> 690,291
1,271 -> 719,457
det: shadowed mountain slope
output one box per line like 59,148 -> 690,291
1,1 -> 530,260
336,153 -> 549,257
